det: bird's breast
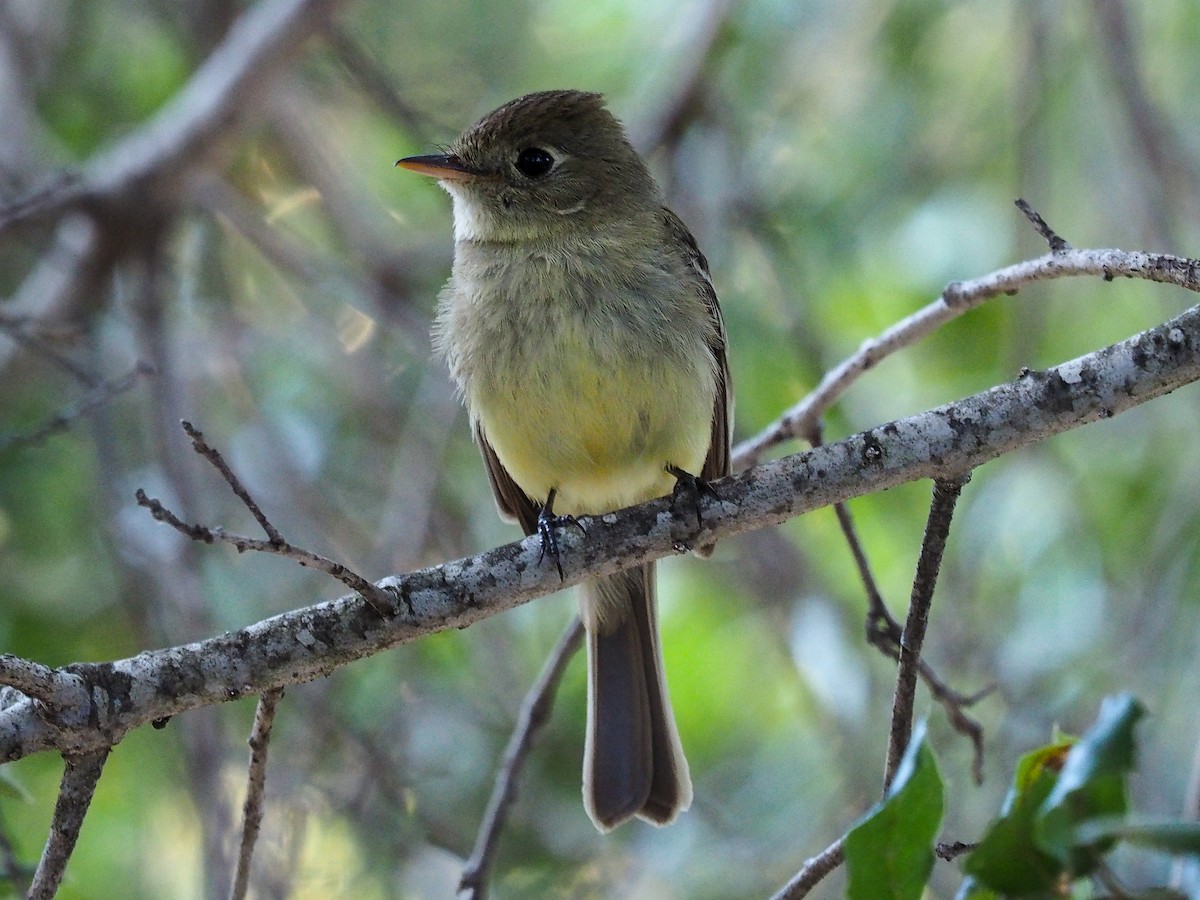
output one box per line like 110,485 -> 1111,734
440,243 -> 717,515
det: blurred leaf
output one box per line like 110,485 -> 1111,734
1073,817 -> 1200,856
0,766 -> 32,802
963,739 -> 1073,893
844,720 -> 944,900
1035,694 -> 1146,872
952,876 -> 1000,900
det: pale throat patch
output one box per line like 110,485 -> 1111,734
445,186 -> 488,243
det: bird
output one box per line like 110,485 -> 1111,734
397,89 -> 731,831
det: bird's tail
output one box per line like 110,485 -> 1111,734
580,561 -> 692,831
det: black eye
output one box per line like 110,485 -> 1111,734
515,147 -> 555,178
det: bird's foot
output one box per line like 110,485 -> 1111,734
536,488 -> 586,580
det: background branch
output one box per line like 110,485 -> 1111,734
459,619 -> 585,900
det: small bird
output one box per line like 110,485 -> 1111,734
397,90 -> 731,831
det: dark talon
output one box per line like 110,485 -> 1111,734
536,488 -> 584,581
667,464 -> 717,529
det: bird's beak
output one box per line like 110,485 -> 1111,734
395,153 -> 477,182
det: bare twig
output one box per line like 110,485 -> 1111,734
230,687 -> 286,900
769,837 -> 845,900
136,421 -> 396,616
325,26 -> 436,139
815,412 -> 991,781
182,421 -> 284,544
884,475 -> 969,791
733,244 -> 1200,468
1092,0 -> 1200,242
935,840 -> 976,862
460,619 -> 585,900
26,749 -> 110,900
1015,198 -> 1070,253
835,500 -> 991,783
0,361 -> 154,453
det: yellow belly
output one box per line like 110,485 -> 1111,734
472,332 -> 715,517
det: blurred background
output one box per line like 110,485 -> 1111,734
2,0 -> 1200,897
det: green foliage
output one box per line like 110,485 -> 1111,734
845,721 -> 945,900
962,695 -> 1198,899
1035,694 -> 1143,871
962,738 -> 1074,894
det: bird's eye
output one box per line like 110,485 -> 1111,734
515,147 -> 555,178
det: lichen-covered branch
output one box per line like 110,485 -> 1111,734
3,286 -> 1199,765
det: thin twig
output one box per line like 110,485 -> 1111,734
1015,198 -> 1070,253
181,421 -> 283,544
768,837 -> 845,900
26,748 -> 111,900
733,240 -> 1200,469
230,687 -> 286,900
935,840 -> 977,862
460,619 -> 585,900
824,445 -> 991,783
884,475 -> 970,791
136,421 -> 396,616
135,487 -> 395,616
0,362 -> 154,454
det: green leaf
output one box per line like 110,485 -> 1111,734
1035,693 -> 1147,872
845,720 -> 945,900
963,740 -> 1073,893
1073,817 -> 1200,856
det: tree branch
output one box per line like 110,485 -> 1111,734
2,270 -> 1199,764
828,443 -> 991,781
0,0 -> 348,233
134,421 -> 397,616
26,749 -> 110,900
769,837 -> 845,900
230,687 -> 285,900
883,475 -> 969,791
734,245 -> 1200,468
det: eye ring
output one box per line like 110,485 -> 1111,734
515,147 -> 555,179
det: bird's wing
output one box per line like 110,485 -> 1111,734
661,207 -> 732,482
476,421 -> 541,536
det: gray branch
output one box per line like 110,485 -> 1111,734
26,749 -> 110,900
3,268 -> 1200,765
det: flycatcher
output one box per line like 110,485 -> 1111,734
397,90 -> 731,831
